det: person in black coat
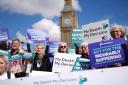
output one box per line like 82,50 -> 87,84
33,44 -> 52,72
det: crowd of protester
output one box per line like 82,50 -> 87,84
0,24 -> 128,80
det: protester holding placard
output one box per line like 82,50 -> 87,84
111,24 -> 128,66
81,42 -> 89,59
74,43 -> 82,55
0,55 -> 15,80
33,44 -> 52,72
79,42 -> 91,70
9,39 -> 24,55
9,39 -> 27,78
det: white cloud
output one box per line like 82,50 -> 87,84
0,0 -> 81,41
0,0 -> 64,18
0,0 -> 81,18
72,0 -> 82,12
32,19 -> 61,41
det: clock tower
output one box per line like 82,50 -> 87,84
60,0 -> 78,47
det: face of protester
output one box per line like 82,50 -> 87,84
60,44 -> 67,53
78,47 -> 82,54
0,57 -> 7,75
35,45 -> 44,55
82,45 -> 89,58
111,28 -> 123,39
11,40 -> 20,50
12,61 -> 18,66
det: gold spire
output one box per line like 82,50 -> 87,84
63,0 -> 74,12
65,0 -> 72,5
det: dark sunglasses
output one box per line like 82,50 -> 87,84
60,46 -> 67,48
111,30 -> 121,33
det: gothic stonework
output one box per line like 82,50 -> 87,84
60,0 -> 78,47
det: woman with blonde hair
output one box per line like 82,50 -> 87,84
33,44 -> 52,72
0,55 -> 15,80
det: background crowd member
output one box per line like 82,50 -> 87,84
0,55 -> 15,80
58,42 -> 68,53
9,39 -> 25,55
33,44 -> 52,72
81,42 -> 89,59
110,24 -> 126,39
79,42 -> 91,70
74,43 -> 82,55
9,39 -> 27,78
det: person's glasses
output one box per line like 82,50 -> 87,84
60,46 -> 67,48
111,30 -> 121,33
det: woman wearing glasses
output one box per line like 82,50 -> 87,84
110,24 -> 128,67
110,24 -> 126,39
58,42 -> 68,53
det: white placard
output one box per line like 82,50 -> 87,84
52,53 -> 81,73
82,19 -> 111,43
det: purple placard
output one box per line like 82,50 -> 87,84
0,28 -> 9,41
49,41 -> 59,55
27,29 -> 49,43
88,38 -> 126,68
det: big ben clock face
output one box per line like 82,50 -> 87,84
63,17 -> 72,26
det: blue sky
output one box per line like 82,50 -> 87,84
0,0 -> 128,40
78,0 -> 128,26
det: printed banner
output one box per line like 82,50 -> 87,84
9,54 -> 22,62
1,66 -> 128,85
22,53 -> 34,59
8,53 -> 34,74
8,54 -> 22,73
52,53 -> 81,73
72,57 -> 90,71
0,28 -> 9,41
88,38 -> 126,68
49,41 -> 59,55
70,29 -> 83,44
68,49 -> 76,54
27,29 -> 49,43
82,19 -> 110,43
